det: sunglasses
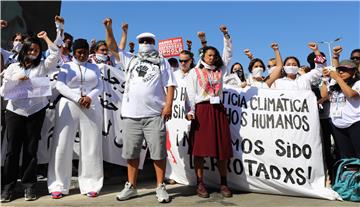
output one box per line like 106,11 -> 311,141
336,67 -> 355,72
351,56 -> 360,61
179,59 -> 190,63
138,38 -> 155,44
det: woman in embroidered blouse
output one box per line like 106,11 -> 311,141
1,31 -> 59,203
186,25 -> 233,198
47,38 -> 104,199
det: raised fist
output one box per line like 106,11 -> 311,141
308,42 -> 318,51
271,42 -> 279,50
55,15 -> 64,24
103,18 -> 112,27
332,46 -> 343,56
121,23 -> 128,32
1,20 -> 8,29
37,31 -> 47,39
219,25 -> 228,33
197,32 -> 206,40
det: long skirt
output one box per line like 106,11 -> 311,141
189,101 -> 233,160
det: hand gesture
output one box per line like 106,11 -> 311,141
322,68 -> 330,77
308,42 -> 318,51
244,48 -> 253,59
271,42 -> 279,50
1,20 -> 8,29
55,15 -> 64,24
161,105 -> 172,121
121,22 -> 128,32
37,31 -> 48,39
197,31 -> 206,41
79,96 -> 92,109
186,40 -> 192,47
185,114 -> 194,121
219,25 -> 228,34
333,46 -> 343,56
129,42 -> 135,49
103,18 -> 112,28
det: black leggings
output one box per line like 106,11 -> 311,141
2,108 -> 46,192
331,120 -> 360,159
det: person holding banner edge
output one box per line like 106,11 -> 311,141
186,25 -> 233,198
0,29 -> 60,203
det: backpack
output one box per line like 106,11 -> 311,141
332,158 -> 360,202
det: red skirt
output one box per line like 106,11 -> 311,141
189,101 -> 233,160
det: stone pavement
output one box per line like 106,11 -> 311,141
3,160 -> 359,207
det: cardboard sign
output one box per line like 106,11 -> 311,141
158,37 -> 184,58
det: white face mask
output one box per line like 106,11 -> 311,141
252,67 -> 263,78
13,41 -> 23,53
95,54 -> 108,62
268,66 -> 277,75
27,55 -> 37,60
284,66 -> 299,75
138,43 -> 155,53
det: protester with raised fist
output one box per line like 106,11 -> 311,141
104,17 -> 176,203
247,43 -> 282,88
0,30 -> 59,203
272,42 -> 325,90
186,25 -> 234,199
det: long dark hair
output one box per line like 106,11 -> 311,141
18,37 -> 42,69
248,58 -> 265,73
284,56 -> 300,67
200,46 -> 223,69
231,62 -> 246,82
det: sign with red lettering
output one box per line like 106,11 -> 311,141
158,37 -> 184,58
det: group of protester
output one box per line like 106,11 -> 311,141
0,15 -> 359,203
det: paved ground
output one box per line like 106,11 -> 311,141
2,160 -> 360,207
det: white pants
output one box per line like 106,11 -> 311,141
47,97 -> 103,194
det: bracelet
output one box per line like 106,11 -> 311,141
332,55 -> 339,59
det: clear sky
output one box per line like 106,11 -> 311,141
60,0 -> 360,75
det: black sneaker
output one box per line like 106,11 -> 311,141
24,188 -> 37,201
0,191 -> 12,203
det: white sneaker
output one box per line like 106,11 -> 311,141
156,183 -> 171,203
116,182 -> 138,201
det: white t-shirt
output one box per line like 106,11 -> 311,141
329,80 -> 360,128
118,50 -> 177,118
272,67 -> 322,90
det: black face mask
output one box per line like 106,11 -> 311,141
236,70 -> 243,78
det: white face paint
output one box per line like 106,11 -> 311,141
268,66 -> 277,75
284,66 -> 299,75
13,41 -> 23,52
138,43 -> 155,53
95,54 -> 108,62
252,67 -> 264,78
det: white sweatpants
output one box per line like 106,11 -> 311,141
47,97 -> 103,194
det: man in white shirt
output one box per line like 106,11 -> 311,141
104,18 -> 177,203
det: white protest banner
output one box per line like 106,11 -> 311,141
158,37 -> 184,58
165,85 -> 340,200
3,77 -> 52,100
